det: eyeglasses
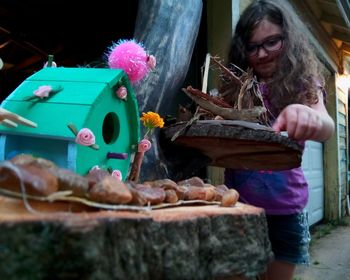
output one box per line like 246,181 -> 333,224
245,36 -> 284,57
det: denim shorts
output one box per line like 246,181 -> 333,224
265,211 -> 311,265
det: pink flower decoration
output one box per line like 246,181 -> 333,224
116,86 -> 127,100
147,55 -> 156,70
112,169 -> 123,181
44,61 -> 57,68
33,85 -> 52,98
89,165 -> 100,173
138,139 -> 151,152
107,39 -> 150,84
75,128 -> 96,146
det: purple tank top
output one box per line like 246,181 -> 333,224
224,167 -> 308,215
223,83 -> 308,215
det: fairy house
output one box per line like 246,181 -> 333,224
0,67 -> 140,179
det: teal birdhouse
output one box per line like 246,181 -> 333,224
0,67 -> 140,180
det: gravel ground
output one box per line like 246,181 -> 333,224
294,216 -> 350,280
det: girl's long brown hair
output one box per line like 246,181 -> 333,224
225,0 -> 324,115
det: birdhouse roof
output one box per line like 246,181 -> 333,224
0,67 -> 140,142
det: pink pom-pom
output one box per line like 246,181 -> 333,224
107,39 -> 150,84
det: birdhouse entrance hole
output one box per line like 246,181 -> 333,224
103,112 -> 120,144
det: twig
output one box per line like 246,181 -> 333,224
0,107 -> 37,128
128,151 -> 145,182
202,53 -> 211,93
170,107 -> 203,141
210,55 -> 243,85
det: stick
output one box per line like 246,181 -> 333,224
0,108 -> 37,128
202,53 -> 211,93
128,151 -> 145,182
210,56 -> 243,85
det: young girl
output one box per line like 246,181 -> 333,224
223,1 -> 335,279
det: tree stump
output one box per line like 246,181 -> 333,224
0,195 -> 273,279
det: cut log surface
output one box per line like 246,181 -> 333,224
0,195 -> 273,279
163,120 -> 303,171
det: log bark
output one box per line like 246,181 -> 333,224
163,120 -> 303,171
133,0 -> 203,181
0,196 -> 273,280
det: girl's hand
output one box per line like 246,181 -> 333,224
272,104 -> 334,141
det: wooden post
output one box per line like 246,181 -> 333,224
324,75 -> 341,221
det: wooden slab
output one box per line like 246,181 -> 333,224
163,120 -> 303,170
0,195 -> 273,279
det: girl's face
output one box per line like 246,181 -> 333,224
246,19 -> 284,81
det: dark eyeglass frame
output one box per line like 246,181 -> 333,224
245,35 -> 285,57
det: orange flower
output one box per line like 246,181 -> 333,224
140,111 -> 164,129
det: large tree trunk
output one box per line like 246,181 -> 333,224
133,0 -> 203,181
0,196 -> 273,279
